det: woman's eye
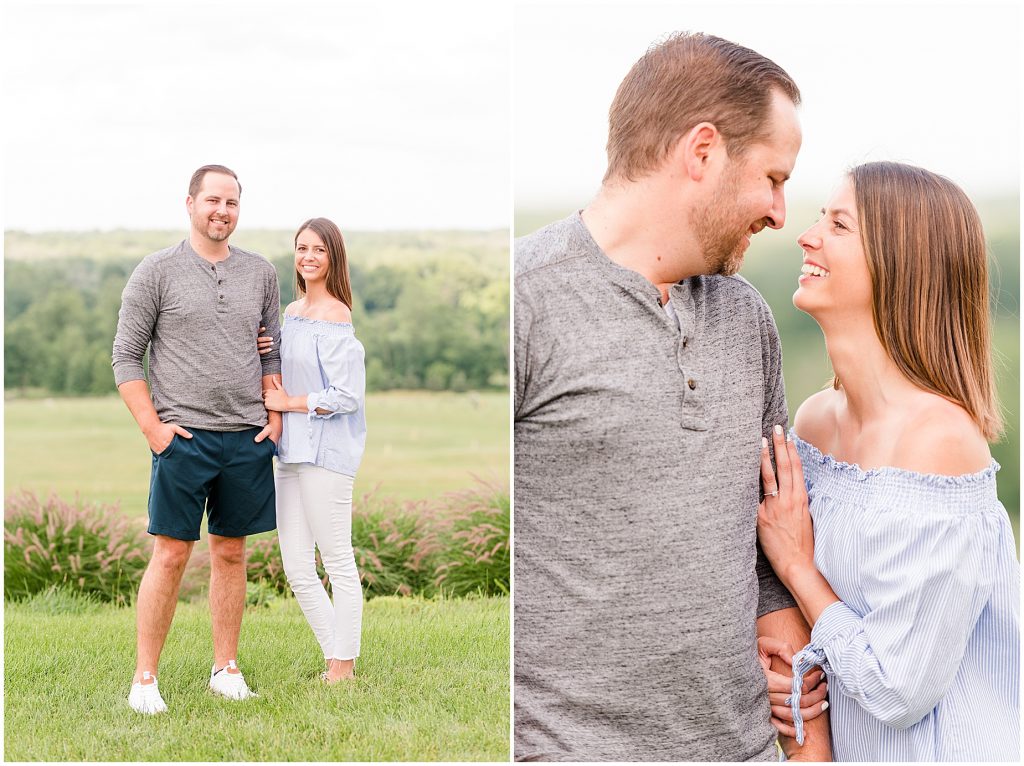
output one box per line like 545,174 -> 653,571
833,220 -> 847,231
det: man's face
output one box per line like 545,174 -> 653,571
692,91 -> 802,276
186,172 -> 240,244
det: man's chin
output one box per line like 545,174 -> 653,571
710,249 -> 745,277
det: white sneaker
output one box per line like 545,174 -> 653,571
209,659 -> 257,700
128,671 -> 168,714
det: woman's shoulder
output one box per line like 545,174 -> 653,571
320,301 -> 352,324
793,388 -> 839,452
892,394 -> 992,476
284,298 -> 352,324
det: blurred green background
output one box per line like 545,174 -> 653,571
515,198 -> 1020,546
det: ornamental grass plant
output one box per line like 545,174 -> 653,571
4,491 -> 150,604
433,482 -> 510,596
5,482 -> 511,606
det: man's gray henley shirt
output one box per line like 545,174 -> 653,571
112,239 -> 282,431
514,213 -> 796,761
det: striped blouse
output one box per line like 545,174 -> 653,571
789,434 -> 1020,761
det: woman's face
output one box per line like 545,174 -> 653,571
295,228 -> 330,285
792,177 -> 873,321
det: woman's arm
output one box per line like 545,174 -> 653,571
758,427 -> 841,626
758,428 -> 997,733
263,334 -> 363,417
263,377 -> 315,413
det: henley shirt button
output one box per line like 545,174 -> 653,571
688,379 -> 697,390
219,294 -> 224,299
682,337 -> 689,347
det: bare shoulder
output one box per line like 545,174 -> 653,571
895,395 -> 992,475
283,300 -> 303,317
792,388 -> 839,452
324,301 -> 353,324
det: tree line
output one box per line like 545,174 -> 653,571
5,248 -> 509,396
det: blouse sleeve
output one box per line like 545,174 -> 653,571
791,504 -> 998,737
306,334 -> 365,418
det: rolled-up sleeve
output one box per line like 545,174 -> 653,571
111,259 -> 158,386
307,334 -> 364,417
800,511 -> 996,729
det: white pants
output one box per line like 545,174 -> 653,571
275,462 -> 363,660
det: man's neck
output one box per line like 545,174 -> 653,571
189,233 -> 231,263
582,178 -> 704,288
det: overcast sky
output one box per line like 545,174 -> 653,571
3,1 -> 1018,232
3,0 -> 510,232
515,0 -> 1020,211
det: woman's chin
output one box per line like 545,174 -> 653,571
792,286 -> 819,318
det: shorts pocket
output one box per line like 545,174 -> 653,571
153,433 -> 178,458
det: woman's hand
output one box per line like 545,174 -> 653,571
757,636 -> 829,737
257,325 -> 274,355
263,377 -> 292,412
757,425 -> 817,586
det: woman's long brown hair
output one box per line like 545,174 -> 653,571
294,217 -> 353,309
845,161 -> 1002,440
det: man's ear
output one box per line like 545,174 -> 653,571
185,195 -> 194,216
676,122 -> 722,182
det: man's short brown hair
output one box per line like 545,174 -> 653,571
188,164 -> 242,198
604,32 -> 800,183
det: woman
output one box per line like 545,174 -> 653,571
757,162 -> 1019,760
263,217 -> 367,683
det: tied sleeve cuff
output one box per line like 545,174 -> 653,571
789,645 -> 827,746
305,389 -> 359,419
788,601 -> 857,745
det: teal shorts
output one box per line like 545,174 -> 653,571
147,427 -> 277,541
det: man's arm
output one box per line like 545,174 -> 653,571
117,379 -> 193,454
758,607 -> 832,761
112,259 -> 192,453
256,373 -> 283,444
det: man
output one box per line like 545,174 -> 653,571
514,33 -> 830,760
112,164 -> 282,714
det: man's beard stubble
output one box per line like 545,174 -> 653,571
691,165 -> 748,277
193,215 -> 234,243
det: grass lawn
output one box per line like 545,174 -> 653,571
4,391 -> 509,514
4,594 -> 510,761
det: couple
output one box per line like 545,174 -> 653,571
514,33 -> 1019,761
111,165 -> 367,714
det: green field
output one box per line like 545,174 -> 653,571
4,391 -> 509,513
4,594 -> 509,761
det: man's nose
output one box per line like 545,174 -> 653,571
766,190 -> 787,230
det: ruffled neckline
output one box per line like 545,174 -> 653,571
791,431 -> 999,487
284,313 -> 353,328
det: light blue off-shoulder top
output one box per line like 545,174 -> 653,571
786,433 -> 1019,761
277,314 -> 366,477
